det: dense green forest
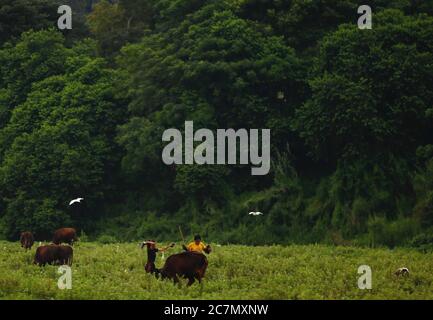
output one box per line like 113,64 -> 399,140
0,0 -> 433,247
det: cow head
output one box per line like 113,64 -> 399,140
140,240 -> 156,249
204,245 -> 212,254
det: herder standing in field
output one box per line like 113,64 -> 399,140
141,240 -> 174,274
182,235 -> 211,254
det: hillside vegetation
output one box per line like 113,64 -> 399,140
0,1 -> 433,246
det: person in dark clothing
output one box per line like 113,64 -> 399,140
141,240 -> 175,274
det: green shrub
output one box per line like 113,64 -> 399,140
79,230 -> 89,242
367,216 -> 420,248
97,234 -> 118,244
408,231 -> 433,252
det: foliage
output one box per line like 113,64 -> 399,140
0,1 -> 433,249
0,0 -> 59,45
408,230 -> 433,252
0,30 -> 125,239
292,10 -> 433,163
1,242 -> 433,299
367,216 -> 420,248
87,0 -> 153,57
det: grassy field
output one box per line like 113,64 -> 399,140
0,241 -> 432,300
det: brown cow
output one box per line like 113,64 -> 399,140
53,228 -> 78,245
20,231 -> 34,250
159,251 -> 209,286
34,244 -> 73,266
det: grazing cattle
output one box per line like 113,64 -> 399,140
53,228 -> 78,245
159,251 -> 209,286
20,232 -> 34,250
34,245 -> 73,266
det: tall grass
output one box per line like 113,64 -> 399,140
1,242 -> 433,299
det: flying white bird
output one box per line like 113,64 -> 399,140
249,211 -> 263,216
69,197 -> 84,206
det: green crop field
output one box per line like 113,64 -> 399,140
0,241 -> 432,300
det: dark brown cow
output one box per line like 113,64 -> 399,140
34,245 -> 73,266
52,228 -> 78,245
203,245 -> 212,254
159,251 -> 209,286
20,231 -> 34,250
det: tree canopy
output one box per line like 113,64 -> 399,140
0,0 -> 432,246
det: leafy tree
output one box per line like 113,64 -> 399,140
293,10 -> 433,163
0,0 -> 59,45
87,0 -> 153,57
0,29 -> 70,135
116,2 -> 306,214
238,0 -> 433,52
0,30 -> 125,239
1,1 -> 432,245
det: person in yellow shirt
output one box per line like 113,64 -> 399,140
183,234 -> 211,254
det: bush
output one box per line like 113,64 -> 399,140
97,234 -> 118,244
408,231 -> 433,252
79,230 -> 89,242
367,216 -> 420,248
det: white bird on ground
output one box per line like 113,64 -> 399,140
249,211 -> 263,216
395,267 -> 410,276
69,198 -> 84,206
